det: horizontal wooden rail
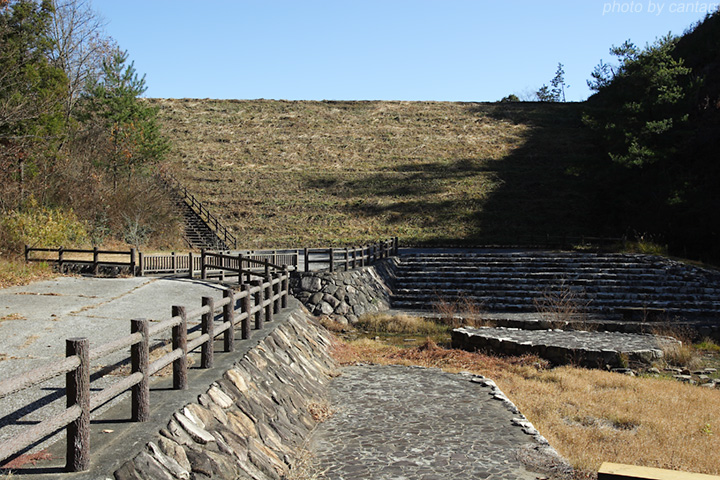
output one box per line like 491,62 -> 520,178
25,246 -> 138,276
0,269 -> 291,472
304,237 -> 399,272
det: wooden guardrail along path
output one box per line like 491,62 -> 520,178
0,269 -> 290,472
25,246 -> 138,275
303,237 -> 399,272
26,237 -> 398,278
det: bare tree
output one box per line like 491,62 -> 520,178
48,0 -> 116,118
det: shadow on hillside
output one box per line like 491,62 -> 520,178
301,102 -> 612,246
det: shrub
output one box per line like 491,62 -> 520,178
0,201 -> 87,256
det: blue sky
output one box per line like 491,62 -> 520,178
92,0 -> 717,102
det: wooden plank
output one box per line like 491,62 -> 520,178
598,463 -> 720,480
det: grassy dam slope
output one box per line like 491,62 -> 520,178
153,99 -> 607,248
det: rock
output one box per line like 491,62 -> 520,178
157,437 -> 192,471
148,442 -> 191,480
319,302 -> 334,315
673,375 -> 695,384
174,412 -> 216,444
335,302 -> 350,315
322,284 -> 338,296
323,294 -> 341,308
309,292 -> 324,305
300,276 -> 322,292
647,367 -> 661,375
208,385 -> 235,409
225,368 -> 249,393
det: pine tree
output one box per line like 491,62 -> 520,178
82,49 -> 168,189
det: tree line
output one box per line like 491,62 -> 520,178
583,11 -> 720,262
0,0 -> 179,254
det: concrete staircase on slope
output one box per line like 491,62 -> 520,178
176,197 -> 229,250
390,252 -> 720,318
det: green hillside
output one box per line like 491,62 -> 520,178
155,99 -> 607,249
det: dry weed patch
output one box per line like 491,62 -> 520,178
356,313 -> 446,335
331,338 -> 720,477
0,257 -> 54,289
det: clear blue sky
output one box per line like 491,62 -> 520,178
91,0 -> 717,102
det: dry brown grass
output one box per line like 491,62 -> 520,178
432,295 -> 494,328
332,338 -> 720,477
0,257 -> 55,289
356,313 -> 446,335
153,99 -> 599,248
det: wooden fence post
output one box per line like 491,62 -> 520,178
24,244 -> 29,263
238,253 -> 245,283
172,306 -> 188,390
201,297 -> 214,369
223,289 -> 234,353
66,337 -> 90,472
58,246 -> 64,273
281,268 -> 289,309
252,280 -> 264,330
93,247 -> 100,275
131,319 -> 150,422
201,249 -> 207,280
360,246 -> 365,267
265,274 -> 273,323
329,248 -> 335,272
188,252 -> 194,279
394,236 -> 399,255
130,248 -> 137,276
304,247 -> 309,272
344,247 -> 349,271
171,252 -> 177,274
241,284 -> 251,340
272,273 -> 281,314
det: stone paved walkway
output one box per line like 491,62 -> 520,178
310,364 -> 571,480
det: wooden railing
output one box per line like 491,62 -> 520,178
303,237 -> 398,272
140,250 -> 300,277
25,246 -> 138,275
0,270 -> 290,471
25,238 -> 399,278
159,174 -> 238,249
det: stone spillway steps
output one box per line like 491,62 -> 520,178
390,252 -> 720,317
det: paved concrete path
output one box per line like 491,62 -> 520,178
310,364 -> 571,480
0,276 -> 228,453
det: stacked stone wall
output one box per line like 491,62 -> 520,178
290,258 -> 398,324
113,310 -> 336,480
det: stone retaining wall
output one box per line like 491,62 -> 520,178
290,258 -> 398,324
113,310 -> 336,480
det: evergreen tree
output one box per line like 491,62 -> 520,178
0,0 -> 68,209
537,63 -> 568,102
82,49 -> 168,189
